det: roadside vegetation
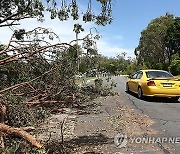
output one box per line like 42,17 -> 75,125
94,14 -> 180,76
78,13 -> 180,76
0,0 -> 116,153
0,0 -> 180,153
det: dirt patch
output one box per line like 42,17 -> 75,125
36,95 -> 175,153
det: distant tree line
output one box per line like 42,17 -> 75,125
78,51 -> 133,76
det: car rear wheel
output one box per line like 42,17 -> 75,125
138,86 -> 143,99
126,83 -> 130,93
170,97 -> 179,102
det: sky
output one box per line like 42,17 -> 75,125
1,0 -> 180,58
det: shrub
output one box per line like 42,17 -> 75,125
169,60 -> 180,76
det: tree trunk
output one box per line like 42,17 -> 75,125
0,105 -> 6,154
0,123 -> 42,148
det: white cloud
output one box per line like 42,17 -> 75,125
96,39 -> 135,58
112,35 -> 123,40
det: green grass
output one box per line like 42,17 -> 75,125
76,76 -> 97,85
76,76 -> 103,85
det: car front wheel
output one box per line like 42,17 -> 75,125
126,83 -> 130,93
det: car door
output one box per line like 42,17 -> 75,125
129,73 -> 138,92
134,71 -> 143,93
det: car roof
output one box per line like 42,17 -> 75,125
140,69 -> 168,72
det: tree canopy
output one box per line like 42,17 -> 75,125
135,14 -> 180,75
165,17 -> 180,59
0,0 -> 113,27
135,14 -> 175,69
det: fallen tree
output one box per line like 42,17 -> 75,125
0,26 -> 100,152
0,104 -> 42,151
0,123 -> 42,149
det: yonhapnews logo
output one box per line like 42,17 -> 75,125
114,134 -> 180,148
114,134 -> 128,148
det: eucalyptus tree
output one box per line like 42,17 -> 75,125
0,0 -> 44,27
0,0 -> 113,27
135,14 -> 174,69
165,17 -> 180,60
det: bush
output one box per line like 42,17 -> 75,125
3,95 -> 50,127
94,78 -> 103,87
169,60 -> 180,76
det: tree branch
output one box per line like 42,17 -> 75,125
0,23 -> 20,27
27,100 -> 73,107
0,0 -> 31,25
0,123 -> 42,148
0,67 -> 56,94
0,105 -> 6,154
0,43 -> 72,65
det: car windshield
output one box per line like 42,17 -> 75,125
146,71 -> 173,78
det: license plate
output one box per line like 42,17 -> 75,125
163,83 -> 172,87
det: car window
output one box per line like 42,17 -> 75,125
137,72 -> 143,79
132,73 -> 138,79
146,71 -> 173,78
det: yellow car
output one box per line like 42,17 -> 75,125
126,69 -> 180,101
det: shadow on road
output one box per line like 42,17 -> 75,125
126,91 -> 180,104
46,133 -> 113,154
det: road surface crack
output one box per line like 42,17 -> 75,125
126,95 -> 145,114
104,107 -> 111,116
157,142 -> 171,154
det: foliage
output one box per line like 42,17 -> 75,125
135,14 -> 180,72
81,78 -> 115,98
96,53 -> 132,75
0,24 -> 102,152
0,0 -> 115,152
0,0 -> 45,27
2,136 -> 47,154
135,14 -> 174,69
4,95 -> 48,127
78,53 -> 132,75
73,24 -> 84,35
125,61 -> 138,75
0,0 -> 113,27
79,55 -> 97,73
168,60 -> 180,76
95,78 -> 103,87
165,17 -> 180,59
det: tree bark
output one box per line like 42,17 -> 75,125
0,105 -> 6,154
0,123 -> 42,148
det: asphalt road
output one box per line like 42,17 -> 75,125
112,75 -> 180,154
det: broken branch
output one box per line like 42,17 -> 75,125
27,100 -> 73,107
0,123 -> 42,148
